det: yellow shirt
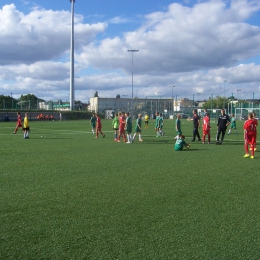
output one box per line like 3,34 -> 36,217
24,116 -> 29,128
145,115 -> 149,121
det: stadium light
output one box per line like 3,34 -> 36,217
172,86 -> 175,116
237,89 -> 241,109
224,80 -> 227,109
197,92 -> 201,103
156,91 -> 162,112
70,0 -> 75,110
127,50 -> 139,117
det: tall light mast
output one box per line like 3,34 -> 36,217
70,0 -> 75,110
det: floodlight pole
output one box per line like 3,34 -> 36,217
156,91 -> 162,112
127,50 -> 139,117
197,92 -> 201,106
253,92 -> 254,110
70,0 -> 75,111
172,86 -> 175,116
224,80 -> 226,110
11,92 -> 13,109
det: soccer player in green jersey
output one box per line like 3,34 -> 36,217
227,114 -> 237,135
159,113 -> 165,136
155,112 -> 160,137
174,135 -> 190,151
112,113 -> 119,141
175,114 -> 182,136
133,114 -> 143,142
90,113 -> 97,134
125,112 -> 133,143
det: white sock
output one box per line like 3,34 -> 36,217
133,133 -> 136,140
139,134 -> 142,140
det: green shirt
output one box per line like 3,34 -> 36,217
126,117 -> 132,132
176,118 -> 182,135
230,117 -> 236,128
159,116 -> 164,128
155,116 -> 160,128
90,116 -> 96,127
112,117 -> 119,129
174,138 -> 187,151
135,118 -> 142,132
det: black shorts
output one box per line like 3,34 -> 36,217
23,127 -> 30,131
113,128 -> 119,130
145,121 -> 149,125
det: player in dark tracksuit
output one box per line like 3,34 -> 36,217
216,109 -> 230,145
189,110 -> 201,142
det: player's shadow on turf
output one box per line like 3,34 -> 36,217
225,142 -> 245,145
35,137 -> 71,139
146,140 -> 174,144
183,149 -> 199,151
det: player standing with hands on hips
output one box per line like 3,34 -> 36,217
216,109 -> 230,145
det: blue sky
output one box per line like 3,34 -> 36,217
1,0 -> 260,102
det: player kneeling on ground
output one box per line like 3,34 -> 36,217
174,135 -> 190,151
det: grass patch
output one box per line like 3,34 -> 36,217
1,119 -> 260,259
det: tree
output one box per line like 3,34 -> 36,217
202,96 -> 229,110
18,94 -> 44,102
94,91 -> 99,97
116,94 -> 120,98
0,95 -> 17,109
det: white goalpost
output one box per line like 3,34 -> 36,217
235,108 -> 260,120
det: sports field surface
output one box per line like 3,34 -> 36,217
1,118 -> 259,259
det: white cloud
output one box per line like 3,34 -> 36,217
0,4 -> 107,65
108,16 -> 131,24
78,0 -> 260,75
1,1 -> 260,102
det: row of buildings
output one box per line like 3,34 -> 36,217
89,97 -> 198,118
37,97 -> 198,114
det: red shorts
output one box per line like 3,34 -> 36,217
17,123 -> 22,127
203,129 -> 210,135
245,134 -> 256,145
119,128 -> 125,134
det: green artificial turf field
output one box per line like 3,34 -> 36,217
1,118 -> 259,259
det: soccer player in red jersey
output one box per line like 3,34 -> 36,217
95,114 -> 105,138
13,111 -> 23,134
118,112 -> 126,142
244,113 -> 257,159
202,112 -> 211,144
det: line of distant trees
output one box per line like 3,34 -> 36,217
0,94 -> 89,110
